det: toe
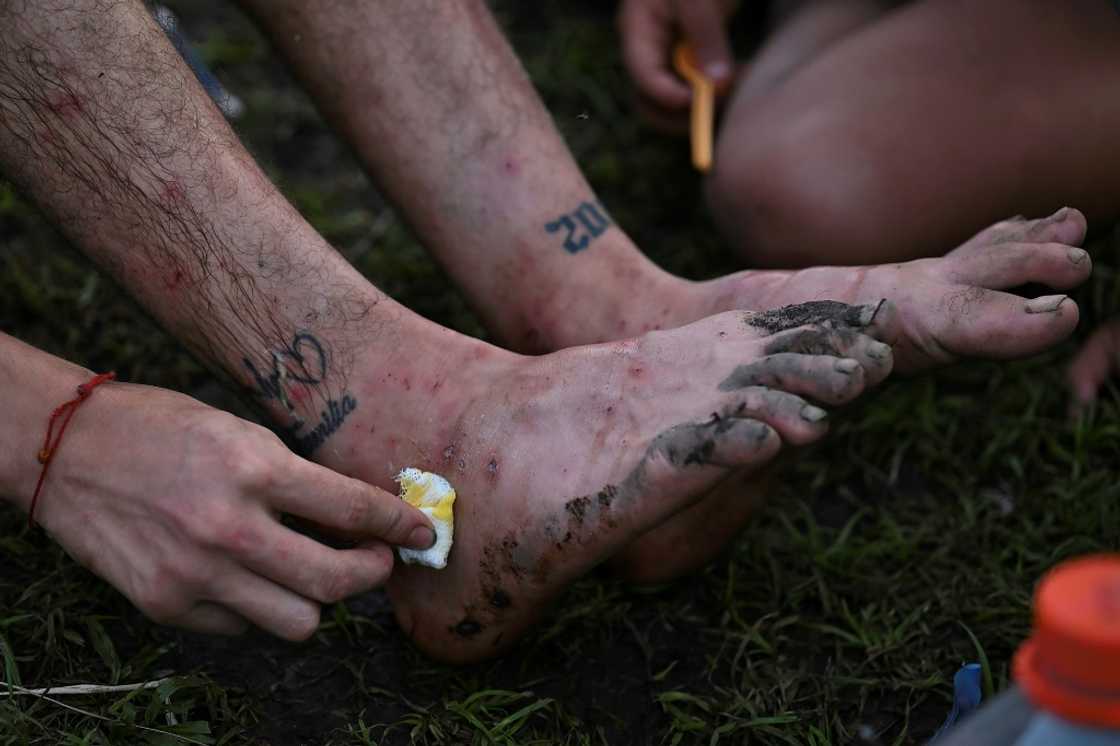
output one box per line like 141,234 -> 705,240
641,418 -> 781,493
702,419 -> 783,468
1067,320 -> 1120,407
965,208 -> 1087,251
903,292 -> 1079,366
1024,207 -> 1088,247
720,386 -> 831,447
717,352 -> 867,405
945,241 -> 1092,291
762,325 -> 894,386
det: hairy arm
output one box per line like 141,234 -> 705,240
0,0 -> 437,635
237,0 -> 684,351
0,0 -> 387,449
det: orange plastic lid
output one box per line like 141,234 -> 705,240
1013,554 -> 1120,729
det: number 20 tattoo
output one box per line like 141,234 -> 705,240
545,201 -> 612,254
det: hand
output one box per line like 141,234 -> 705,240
619,0 -> 737,112
34,380 -> 435,640
1068,320 -> 1120,410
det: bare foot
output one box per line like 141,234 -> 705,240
587,209 -> 1089,583
698,208 -> 1090,371
539,209 -> 1090,373
1067,319 -> 1120,410
317,302 -> 895,662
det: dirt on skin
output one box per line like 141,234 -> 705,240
746,300 -> 884,335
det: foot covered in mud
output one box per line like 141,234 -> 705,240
320,303 -> 896,662
600,210 -> 1088,584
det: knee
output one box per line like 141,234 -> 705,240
705,124 -> 893,268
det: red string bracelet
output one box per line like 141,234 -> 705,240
28,371 -> 116,529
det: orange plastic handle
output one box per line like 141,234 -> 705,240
672,42 -> 716,173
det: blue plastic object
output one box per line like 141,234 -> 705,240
153,5 -> 244,118
929,664 -> 983,742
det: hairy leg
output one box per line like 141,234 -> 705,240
708,0 -> 1120,267
235,0 -> 691,355
0,0 -> 897,657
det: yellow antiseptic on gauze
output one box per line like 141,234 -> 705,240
396,468 -> 456,569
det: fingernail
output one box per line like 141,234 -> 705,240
1025,295 -> 1068,314
800,405 -> 827,423
867,341 -> 891,360
834,358 -> 860,374
407,526 -> 436,550
704,61 -> 731,81
1067,247 -> 1089,265
1052,207 -> 1070,222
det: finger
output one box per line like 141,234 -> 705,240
718,352 -> 868,406
676,0 -> 735,82
211,570 -> 321,642
945,242 -> 1091,291
762,324 -> 894,386
1068,321 -> 1120,406
719,385 -> 829,447
171,602 -> 249,636
235,514 -> 395,604
271,456 -> 435,549
619,0 -> 692,109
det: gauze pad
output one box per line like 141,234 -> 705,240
396,468 -> 456,569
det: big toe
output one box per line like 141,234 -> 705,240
900,291 -> 1079,370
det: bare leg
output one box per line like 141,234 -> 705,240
733,0 -> 896,105
708,0 -> 1120,267
0,0 -> 900,661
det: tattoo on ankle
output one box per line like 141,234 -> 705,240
291,394 -> 357,455
243,331 -> 357,455
544,200 -> 612,254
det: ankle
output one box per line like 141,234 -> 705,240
310,316 -> 521,487
504,249 -> 692,351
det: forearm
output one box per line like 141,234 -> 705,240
0,0 -> 394,445
0,333 -> 93,512
239,0 -> 679,350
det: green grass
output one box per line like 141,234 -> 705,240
3,1 -> 1120,743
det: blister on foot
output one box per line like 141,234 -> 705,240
396,468 -> 456,569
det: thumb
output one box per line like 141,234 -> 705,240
677,0 -> 734,82
272,457 -> 436,550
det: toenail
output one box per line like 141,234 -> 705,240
834,358 -> 860,374
1067,248 -> 1089,265
1052,207 -> 1070,222
1025,295 -> 1068,314
866,341 -> 891,360
800,405 -> 827,423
